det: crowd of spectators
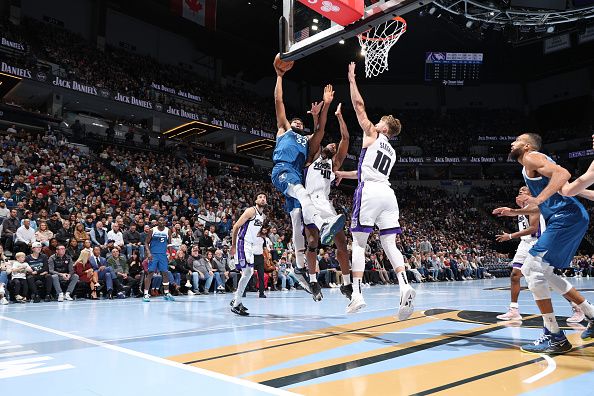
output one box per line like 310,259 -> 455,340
5,127 -> 587,305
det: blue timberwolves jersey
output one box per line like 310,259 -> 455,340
272,129 -> 308,169
150,226 -> 169,255
522,153 -> 585,221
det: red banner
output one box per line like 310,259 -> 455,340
297,0 -> 364,26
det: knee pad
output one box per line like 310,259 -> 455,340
521,255 -> 551,301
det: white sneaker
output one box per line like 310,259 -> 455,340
496,307 -> 522,321
398,286 -> 416,321
187,290 -> 195,296
65,292 -> 73,301
185,280 -> 192,288
346,294 -> 366,314
281,288 -> 288,292
58,293 -> 64,302
567,306 -> 586,323
217,285 -> 225,291
0,297 -> 8,305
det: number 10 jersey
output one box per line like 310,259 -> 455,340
351,133 -> 401,234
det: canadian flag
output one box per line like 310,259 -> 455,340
171,0 -> 217,29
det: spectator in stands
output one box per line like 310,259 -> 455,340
48,245 -> 78,301
1,209 -> 20,254
54,220 -> 72,245
14,218 -> 36,254
73,223 -> 89,249
6,125 -> 17,134
34,221 -> 53,247
47,213 -> 63,234
123,223 -> 143,259
74,249 -> 98,299
25,242 -> 50,303
0,246 -> 9,304
11,252 -> 32,302
107,223 -> 124,250
106,248 -> 127,298
90,246 -> 119,299
167,249 -> 185,296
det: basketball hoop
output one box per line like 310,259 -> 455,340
357,16 -> 407,78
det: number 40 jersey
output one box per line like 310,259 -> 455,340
359,134 -> 395,185
305,156 -> 335,199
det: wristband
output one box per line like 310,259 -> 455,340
508,234 -> 513,240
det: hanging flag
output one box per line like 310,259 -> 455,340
171,0 -> 217,30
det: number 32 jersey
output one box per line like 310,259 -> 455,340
359,134 -> 395,185
305,156 -> 335,199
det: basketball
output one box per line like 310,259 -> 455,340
274,53 -> 294,74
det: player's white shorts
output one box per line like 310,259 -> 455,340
303,194 -> 337,228
236,239 -> 255,269
512,238 -> 537,268
350,181 -> 400,235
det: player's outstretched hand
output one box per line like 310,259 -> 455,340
335,103 -> 342,117
348,62 -> 356,83
323,84 -> 334,104
495,233 -> 512,242
308,101 -> 323,117
492,207 -> 514,217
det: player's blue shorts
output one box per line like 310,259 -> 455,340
271,162 -> 302,213
148,253 -> 169,272
529,204 -> 589,269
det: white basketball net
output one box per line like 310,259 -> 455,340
357,17 -> 407,78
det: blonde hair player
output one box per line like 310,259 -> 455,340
336,62 -> 415,318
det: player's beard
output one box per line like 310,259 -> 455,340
508,147 -> 522,161
292,127 -> 304,135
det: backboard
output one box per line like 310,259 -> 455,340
279,0 -> 427,60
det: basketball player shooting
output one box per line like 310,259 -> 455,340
271,55 -> 346,293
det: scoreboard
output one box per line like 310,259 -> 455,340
424,52 -> 483,85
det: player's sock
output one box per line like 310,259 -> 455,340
290,208 -> 307,269
578,300 -> 594,319
396,271 -> 409,288
543,313 -> 560,333
510,302 -> 519,309
163,282 -> 169,293
343,276 -> 351,286
352,277 -> 362,297
233,267 -> 253,306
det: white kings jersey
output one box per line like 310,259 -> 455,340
305,156 -> 335,199
238,206 -> 265,243
359,134 -> 395,185
517,213 -> 546,241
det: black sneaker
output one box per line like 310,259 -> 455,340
259,293 -> 267,298
340,284 -> 353,300
44,295 -> 52,302
231,305 -> 249,316
33,295 -> 41,303
229,299 -> 249,311
310,281 -> 323,302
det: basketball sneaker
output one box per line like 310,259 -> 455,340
398,286 -> 416,321
581,319 -> 594,341
346,294 -> 366,314
293,267 -> 312,294
497,307 -> 522,321
567,305 -> 585,323
229,299 -> 249,312
320,214 -> 346,246
142,294 -> 150,302
521,328 -> 572,354
340,284 -> 353,300
310,281 -> 323,302
164,293 -> 175,301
